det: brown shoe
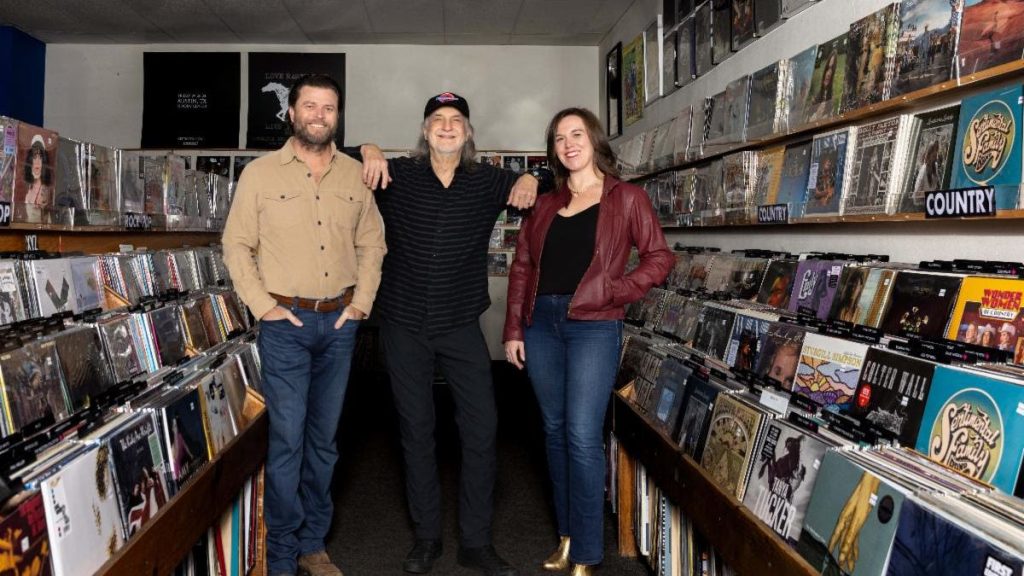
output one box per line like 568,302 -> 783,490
298,550 -> 344,576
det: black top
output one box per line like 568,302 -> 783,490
537,203 -> 599,295
372,156 -> 519,336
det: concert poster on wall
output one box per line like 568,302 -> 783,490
141,52 -> 241,148
247,52 -> 346,150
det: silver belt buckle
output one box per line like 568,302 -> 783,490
314,299 -> 324,312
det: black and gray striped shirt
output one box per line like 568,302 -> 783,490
374,156 -> 518,336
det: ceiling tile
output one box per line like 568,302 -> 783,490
202,0 -> 309,42
364,0 -> 444,34
283,0 -> 374,38
444,33 -> 512,45
508,33 -> 604,46
443,0 -> 521,35
120,0 -> 238,43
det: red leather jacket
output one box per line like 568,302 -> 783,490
503,175 -> 673,342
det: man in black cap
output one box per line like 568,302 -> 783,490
357,92 -> 550,576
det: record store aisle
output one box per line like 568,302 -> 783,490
328,361 -> 649,576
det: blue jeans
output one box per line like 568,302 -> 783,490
524,295 -> 622,565
258,308 -> 360,574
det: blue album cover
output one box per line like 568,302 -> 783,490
724,312 -> 774,371
886,498 -> 1024,575
805,129 -> 853,216
915,365 -> 1024,494
776,141 -> 813,216
951,85 -> 1023,210
796,450 -> 906,576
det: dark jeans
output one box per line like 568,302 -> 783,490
258,309 -> 360,574
380,317 -> 497,548
523,295 -> 622,565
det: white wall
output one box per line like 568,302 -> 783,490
598,0 -> 1024,263
44,43 -> 599,151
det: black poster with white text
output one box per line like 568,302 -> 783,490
141,52 -> 241,148
246,53 -> 346,150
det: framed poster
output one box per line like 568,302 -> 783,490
622,34 -> 645,127
141,52 -> 241,148
606,43 -> 623,138
247,52 -> 346,150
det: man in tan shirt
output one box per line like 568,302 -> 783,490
222,74 -> 385,576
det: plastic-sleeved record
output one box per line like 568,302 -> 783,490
51,325 -> 116,411
148,305 -> 187,368
98,314 -> 144,383
0,339 -> 70,433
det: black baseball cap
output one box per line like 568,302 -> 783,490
424,92 -> 470,119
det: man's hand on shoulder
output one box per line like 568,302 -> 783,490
508,173 -> 538,209
360,144 -> 392,190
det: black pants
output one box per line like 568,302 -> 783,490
380,317 -> 497,548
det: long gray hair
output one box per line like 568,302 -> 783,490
412,115 -> 479,170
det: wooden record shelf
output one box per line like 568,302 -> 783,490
612,394 -> 817,576
660,208 -> 1024,230
96,409 -> 268,576
627,58 -> 1024,183
0,224 -> 221,253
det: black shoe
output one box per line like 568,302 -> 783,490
403,539 -> 443,574
457,545 -> 519,576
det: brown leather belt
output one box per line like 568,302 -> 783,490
269,288 -> 354,312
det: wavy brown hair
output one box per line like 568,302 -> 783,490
545,107 -> 619,189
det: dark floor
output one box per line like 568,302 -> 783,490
325,361 -> 651,576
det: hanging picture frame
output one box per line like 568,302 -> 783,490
606,42 -> 623,137
622,34 -> 645,127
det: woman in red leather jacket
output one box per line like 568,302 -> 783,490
503,107 -> 673,575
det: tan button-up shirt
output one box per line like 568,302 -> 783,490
221,138 -> 386,320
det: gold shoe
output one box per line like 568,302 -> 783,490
542,536 -> 571,571
569,564 -> 594,576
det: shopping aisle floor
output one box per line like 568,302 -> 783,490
326,361 -> 650,576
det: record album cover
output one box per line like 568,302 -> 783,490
805,128 -> 855,216
0,340 -> 69,433
695,1 -> 715,77
879,271 -> 963,340
199,372 -> 236,456
12,123 -> 58,214
623,34 -> 646,127
776,140 -> 813,215
950,85 -> 1023,210
731,0 -> 755,50
30,258 -> 73,318
754,322 -> 808,390
676,375 -> 725,460
0,259 -> 27,325
805,34 -> 848,123
693,303 -> 738,360
712,0 -> 734,64
843,4 -> 899,112
700,394 -> 766,500
148,305 -> 187,368
891,0 -> 963,97
787,45 -> 819,129
0,491 -> 51,576
897,106 -> 960,213
724,312 -> 775,371
916,365 -> 1024,494
42,445 -> 124,576
109,414 -> 169,538
98,315 -> 144,383
793,332 -> 869,411
743,420 -> 833,544
754,0 -> 781,35
958,0 -> 1024,76
850,348 -> 936,446
790,259 -> 846,320
886,498 -> 1024,575
945,276 -> 1024,352
844,116 -> 912,215
746,63 -> 784,141
796,450 -> 906,576
69,256 -> 103,314
161,388 -> 210,492
52,326 -> 116,412
756,259 -> 798,309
